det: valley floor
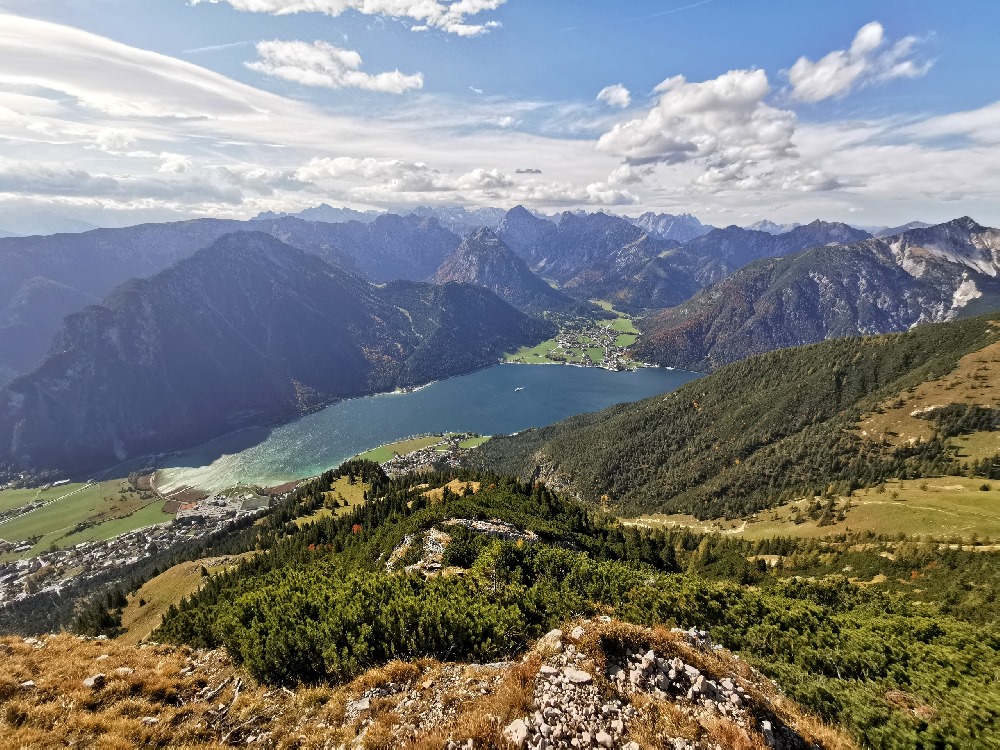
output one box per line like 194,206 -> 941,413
629,476 -> 1000,543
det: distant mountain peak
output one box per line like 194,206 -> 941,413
627,212 -> 713,243
745,219 -> 801,235
434,228 -> 584,315
465,225 -> 500,243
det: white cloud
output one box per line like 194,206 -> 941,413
298,155 -> 635,206
596,69 -> 796,169
246,40 -> 423,93
93,128 -> 138,153
606,164 -> 644,186
190,0 -> 507,36
0,158 -> 310,204
787,21 -> 931,103
159,153 -> 193,174
596,84 -> 631,109
902,101 -> 1000,145
2,12 -> 1000,229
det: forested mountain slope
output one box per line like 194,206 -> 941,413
638,217 -> 1000,372
0,214 -> 460,384
471,316 -> 1000,518
2,458 -> 997,746
0,233 -> 551,478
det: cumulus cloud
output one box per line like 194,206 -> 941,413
93,128 -> 138,153
247,40 -> 423,93
596,84 -> 631,109
606,164 -> 644,186
190,0 -> 506,36
596,69 -> 796,170
158,153 -> 193,174
787,21 -> 931,103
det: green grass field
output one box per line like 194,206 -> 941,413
356,436 -> 449,464
629,477 -> 1000,542
0,482 -> 91,514
458,436 -> 491,449
505,336 -> 564,364
0,479 -> 174,560
600,313 -> 640,348
950,431 -> 1000,462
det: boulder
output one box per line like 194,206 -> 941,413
504,718 -> 530,747
82,673 -> 106,689
563,667 -> 593,685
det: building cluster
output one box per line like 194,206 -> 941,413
0,490 -> 274,606
381,434 -> 480,475
548,322 -> 636,371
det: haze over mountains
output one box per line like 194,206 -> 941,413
0,232 -> 551,476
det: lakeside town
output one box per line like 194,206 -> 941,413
0,486 -> 279,606
376,433 -> 489,475
0,431 -> 489,606
505,313 -> 645,371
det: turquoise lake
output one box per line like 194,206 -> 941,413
154,363 -> 699,492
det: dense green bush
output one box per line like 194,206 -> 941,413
154,468 -> 1000,747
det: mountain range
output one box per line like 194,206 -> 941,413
0,232 -> 551,477
625,212 -> 714,243
0,214 -> 462,385
636,217 -> 1000,371
3,205 -> 1000,481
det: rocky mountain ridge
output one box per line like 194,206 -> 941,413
0,618 -> 843,749
433,228 -> 587,315
625,212 -> 714,243
637,217 -> 1000,371
0,232 -> 551,477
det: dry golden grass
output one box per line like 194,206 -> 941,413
118,557 -> 243,647
857,338 -> 1000,455
422,479 -> 482,503
404,654 -> 539,749
0,621 -> 853,749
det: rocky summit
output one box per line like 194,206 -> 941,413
0,620 -> 849,749
433,227 -> 587,315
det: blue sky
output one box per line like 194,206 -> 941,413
0,0 -> 998,232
